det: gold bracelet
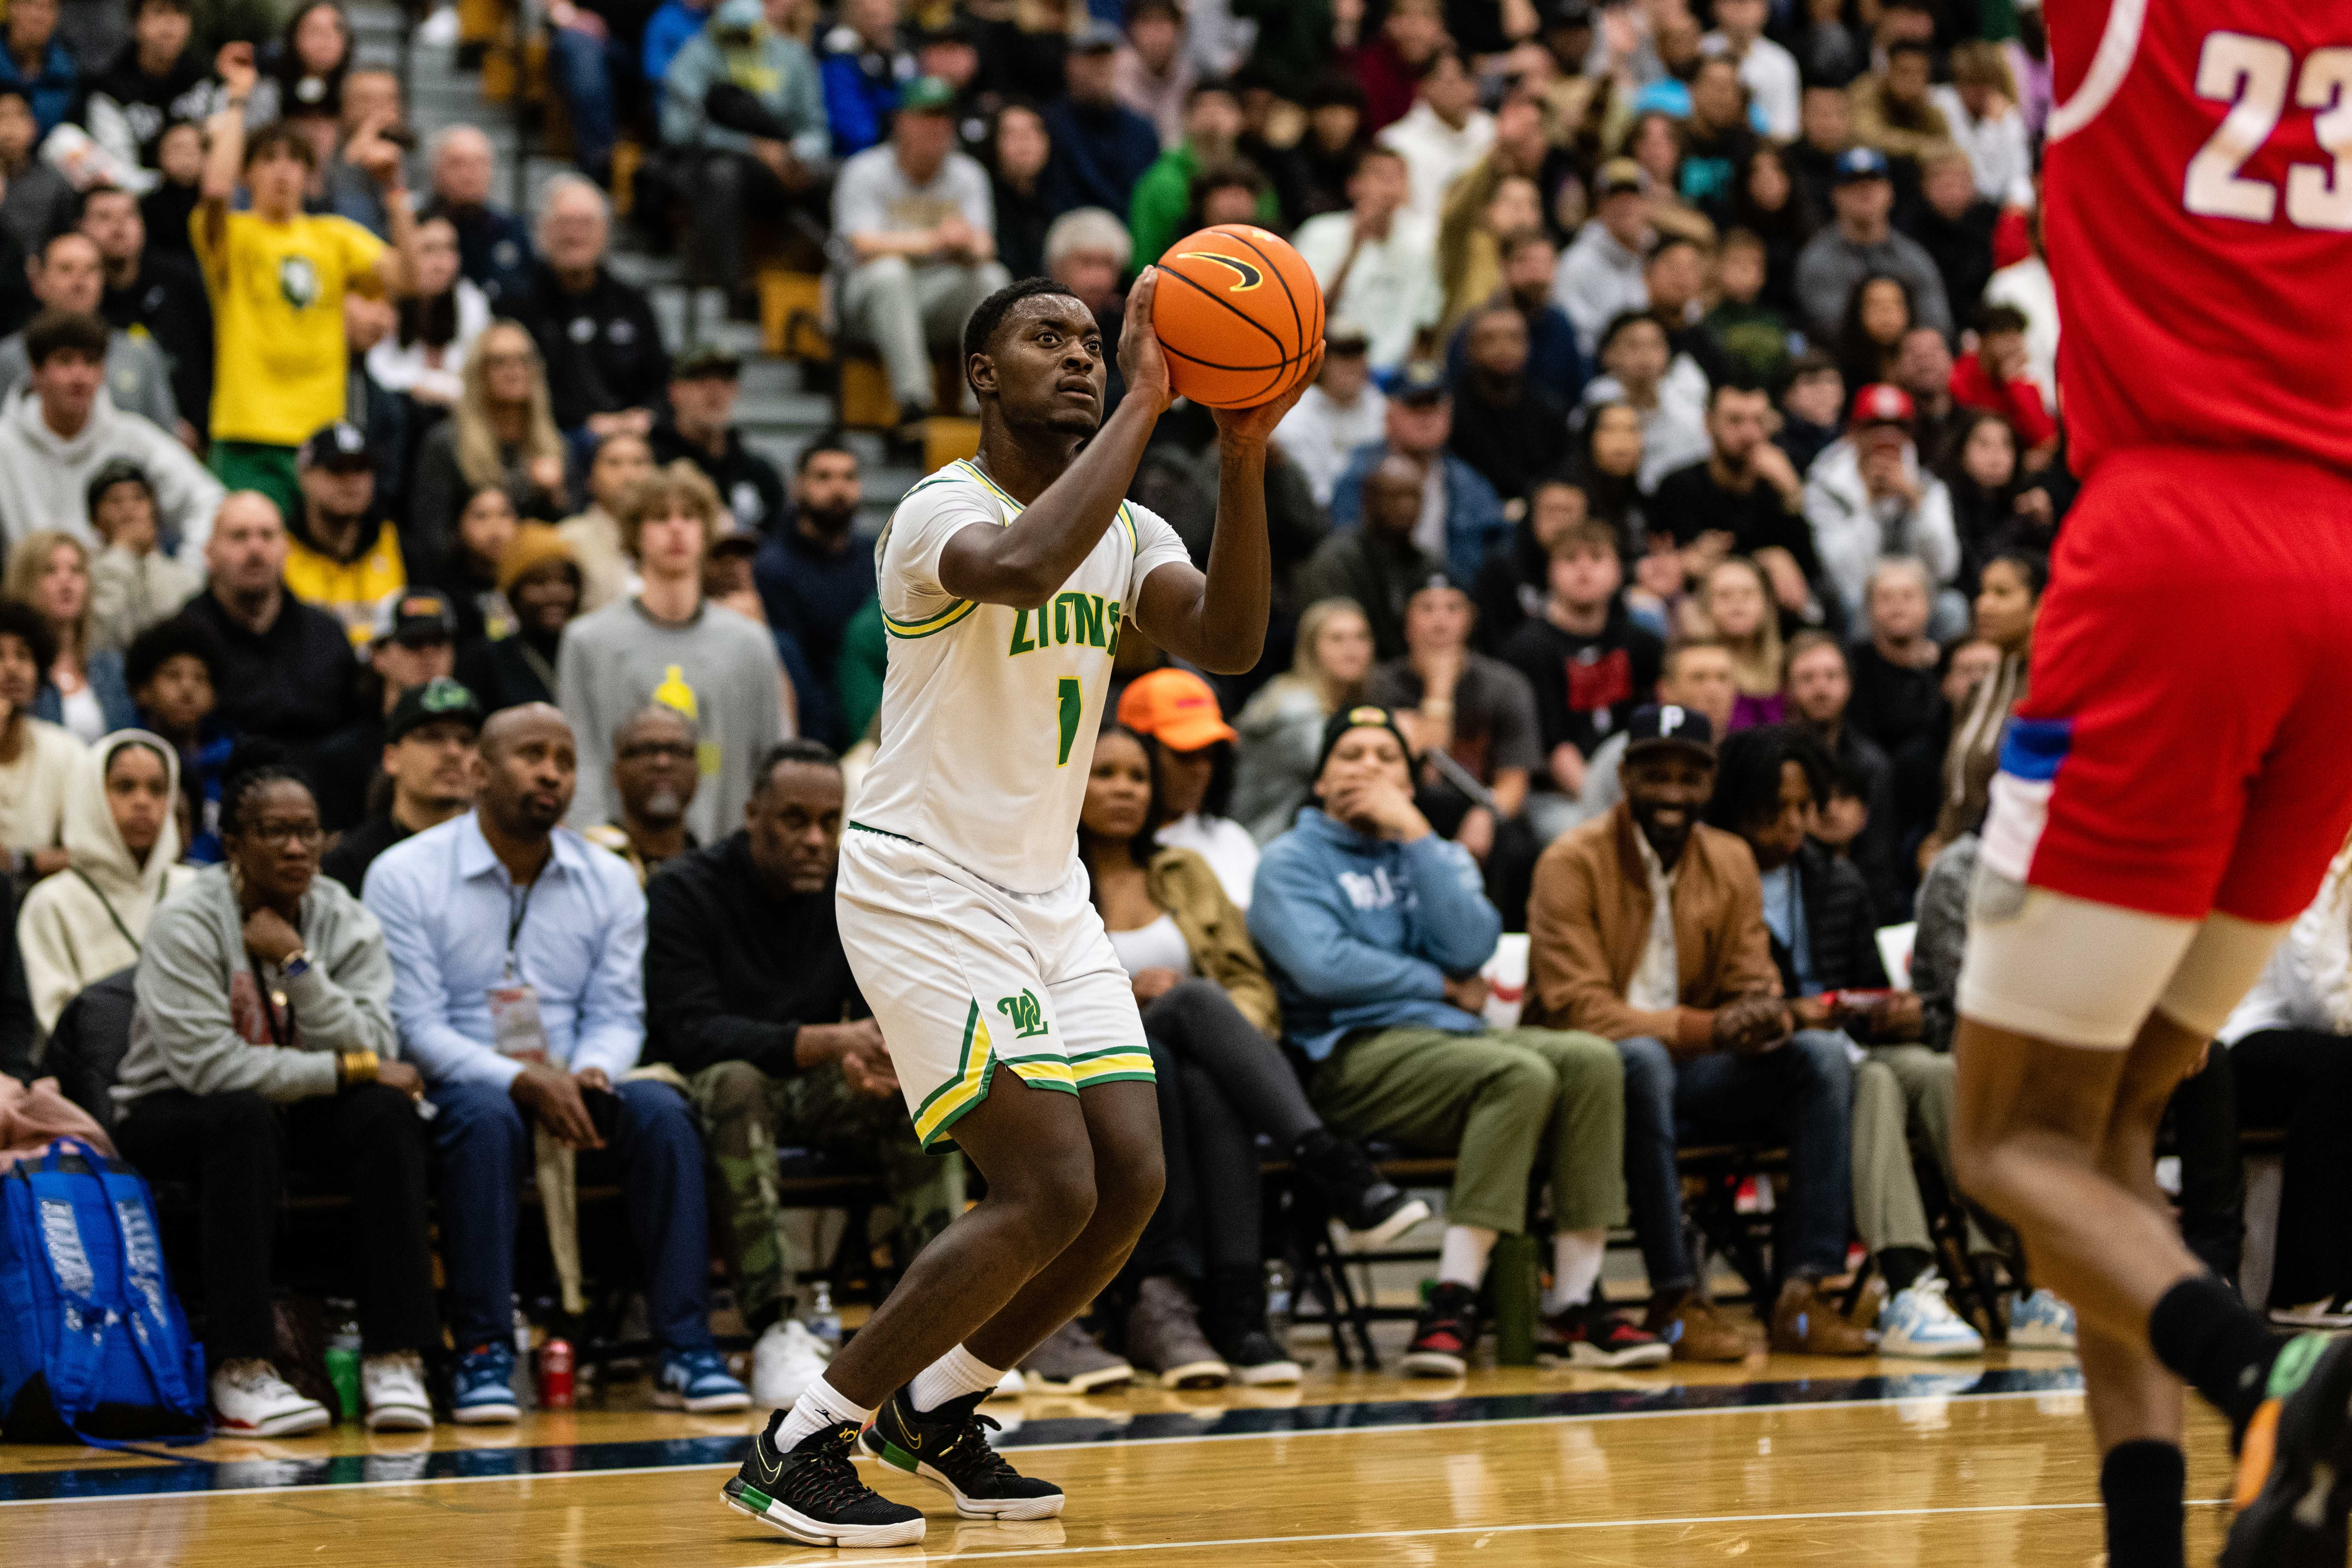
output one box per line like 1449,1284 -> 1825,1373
339,1050 -> 380,1086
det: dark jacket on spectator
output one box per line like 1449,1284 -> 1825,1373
517,260 -> 670,433
1041,96 -> 1160,220
0,877 -> 34,1083
992,174 -> 1051,284
85,41 -> 210,170
649,417 -> 786,536
1445,373 -> 1569,511
1900,196 -> 1999,338
1845,640 -> 1946,772
643,831 -> 864,1079
99,249 -> 214,441
431,199 -> 536,312
1805,717 -> 1905,923
321,811 -> 416,896
752,524 -> 876,748
1294,526 -> 1446,663
1765,838 -> 1890,999
173,587 -> 359,748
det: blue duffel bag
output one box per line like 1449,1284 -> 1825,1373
0,1138 -> 207,1447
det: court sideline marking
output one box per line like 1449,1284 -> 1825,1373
0,1381 -> 2094,1509
724,1499 -> 2233,1564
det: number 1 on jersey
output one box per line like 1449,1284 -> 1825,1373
1056,678 -> 1081,766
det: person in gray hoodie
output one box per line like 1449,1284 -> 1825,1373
1248,704 -> 1653,1378
0,310 -> 224,566
109,751 -> 439,1438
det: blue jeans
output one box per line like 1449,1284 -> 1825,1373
546,24 -> 632,179
431,1076 -> 716,1352
1617,1031 -> 1856,1291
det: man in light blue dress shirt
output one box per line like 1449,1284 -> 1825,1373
364,703 -> 748,1420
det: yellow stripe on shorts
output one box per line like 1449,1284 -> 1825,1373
999,1055 -> 1080,1091
1069,1047 -> 1158,1088
913,1003 -> 995,1148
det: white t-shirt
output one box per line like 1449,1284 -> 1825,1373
1155,811 -> 1260,909
1292,211 -> 1443,373
1106,911 -> 1196,980
0,718 -> 86,854
853,459 -> 1192,894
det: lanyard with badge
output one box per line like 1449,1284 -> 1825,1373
486,873 -> 555,1065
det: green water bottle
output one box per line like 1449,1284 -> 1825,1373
1490,1234 -> 1538,1367
324,1305 -> 363,1423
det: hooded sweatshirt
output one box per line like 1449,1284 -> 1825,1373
1247,807 -> 1502,1060
0,387 -> 227,568
16,730 -> 198,1034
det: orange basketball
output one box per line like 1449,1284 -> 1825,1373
1151,224 -> 1326,410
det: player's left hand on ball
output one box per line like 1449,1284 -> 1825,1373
1212,342 -> 1323,446
1119,267 -> 1174,415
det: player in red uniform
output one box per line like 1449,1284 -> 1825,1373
1949,1 -> 2352,1565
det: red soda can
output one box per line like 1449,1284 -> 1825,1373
538,1338 -> 575,1408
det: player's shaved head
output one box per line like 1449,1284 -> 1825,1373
963,276 -> 1090,385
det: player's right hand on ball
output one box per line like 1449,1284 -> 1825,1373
1120,267 -> 1174,416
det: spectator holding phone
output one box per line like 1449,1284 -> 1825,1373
364,702 -> 747,1424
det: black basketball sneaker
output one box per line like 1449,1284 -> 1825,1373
723,1412 -> 927,1547
863,1388 -> 1066,1519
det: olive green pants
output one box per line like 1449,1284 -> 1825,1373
689,1059 -> 965,1331
1307,1026 -> 1627,1236
1851,1042 -> 1993,1260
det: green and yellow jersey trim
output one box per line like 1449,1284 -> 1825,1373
876,461 -> 1137,640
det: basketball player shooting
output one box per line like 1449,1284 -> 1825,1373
1948,3 -> 2352,1566
722,271 -> 1316,1548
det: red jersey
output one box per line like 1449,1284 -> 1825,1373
2044,0 -> 2352,481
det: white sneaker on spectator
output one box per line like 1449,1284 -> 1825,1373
750,1319 -> 831,1410
1877,1275 -> 1985,1359
2007,1288 -> 2078,1349
362,1351 -> 434,1431
211,1358 -> 331,1437
417,5 -> 459,45
988,1364 -> 1027,1401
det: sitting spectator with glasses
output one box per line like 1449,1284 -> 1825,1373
111,749 -> 437,1437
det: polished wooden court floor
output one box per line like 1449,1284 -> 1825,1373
0,1339 -> 2245,1567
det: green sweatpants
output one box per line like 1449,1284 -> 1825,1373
209,440 -> 302,526
689,1059 -> 965,1332
1851,1042 -> 1994,1260
1307,1026 -> 1627,1236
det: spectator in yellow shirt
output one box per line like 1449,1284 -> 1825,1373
194,41 -> 419,524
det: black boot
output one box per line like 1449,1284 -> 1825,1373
1292,1130 -> 1431,1246
1201,1266 -> 1302,1387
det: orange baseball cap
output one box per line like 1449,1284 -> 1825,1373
1116,668 -> 1237,752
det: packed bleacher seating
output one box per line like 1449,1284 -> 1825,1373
9,0 -> 2333,1444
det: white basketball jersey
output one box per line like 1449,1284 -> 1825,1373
850,459 -> 1192,894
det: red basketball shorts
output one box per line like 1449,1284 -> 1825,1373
1979,447 -> 2352,924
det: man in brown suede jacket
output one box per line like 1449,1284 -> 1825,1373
1525,703 -> 1874,1361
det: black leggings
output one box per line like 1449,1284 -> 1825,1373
2232,1030 -> 2352,1307
1129,979 -> 1320,1282
114,1084 -> 439,1362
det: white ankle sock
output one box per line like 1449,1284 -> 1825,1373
1437,1224 -> 1500,1289
1542,1228 -> 1609,1315
908,1343 -> 1007,1413
774,1374 -> 876,1451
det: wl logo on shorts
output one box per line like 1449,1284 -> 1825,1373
996,990 -> 1049,1039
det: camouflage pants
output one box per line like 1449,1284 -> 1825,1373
689,1059 -> 964,1331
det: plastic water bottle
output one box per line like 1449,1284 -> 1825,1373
323,1303 -> 362,1424
511,1303 -> 537,1410
1264,1259 -> 1294,1344
807,1283 -> 842,1351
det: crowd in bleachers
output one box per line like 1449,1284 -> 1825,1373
0,0 -> 2340,1438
